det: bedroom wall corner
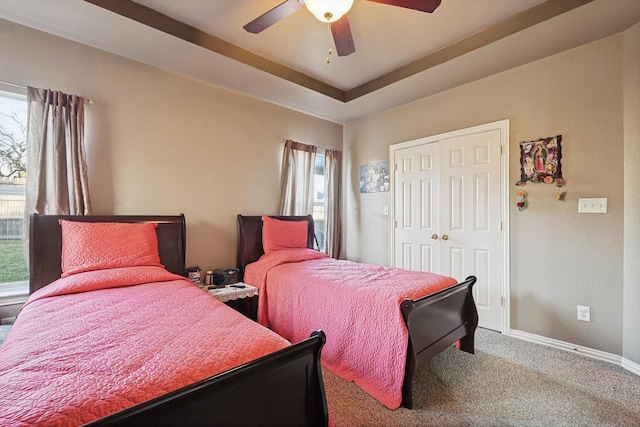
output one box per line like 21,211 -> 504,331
343,124 -> 394,266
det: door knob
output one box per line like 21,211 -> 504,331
431,234 -> 438,240
442,234 -> 449,240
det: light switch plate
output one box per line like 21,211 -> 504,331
578,198 -> 607,214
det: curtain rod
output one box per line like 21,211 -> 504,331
0,80 -> 94,104
280,139 -> 329,154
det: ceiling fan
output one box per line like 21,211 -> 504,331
243,0 -> 442,58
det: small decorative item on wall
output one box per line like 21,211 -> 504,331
360,161 -> 390,193
516,190 -> 527,211
516,135 -> 565,187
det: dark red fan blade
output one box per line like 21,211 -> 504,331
243,0 -> 304,34
331,15 -> 355,57
366,0 -> 442,13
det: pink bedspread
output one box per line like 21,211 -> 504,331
0,266 -> 290,426
244,249 -> 457,410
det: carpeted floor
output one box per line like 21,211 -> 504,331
324,328 -> 640,426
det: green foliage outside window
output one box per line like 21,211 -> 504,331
0,240 -> 28,283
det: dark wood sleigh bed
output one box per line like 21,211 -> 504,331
237,214 -> 479,409
21,214 -> 329,427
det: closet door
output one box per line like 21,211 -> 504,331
394,142 -> 440,272
392,128 -> 504,331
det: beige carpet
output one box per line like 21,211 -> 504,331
324,328 -> 640,426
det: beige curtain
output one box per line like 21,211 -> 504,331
278,139 -> 317,216
324,148 -> 342,258
23,87 -> 92,254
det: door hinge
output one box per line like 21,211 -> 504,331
394,163 -> 398,171
501,296 -> 505,306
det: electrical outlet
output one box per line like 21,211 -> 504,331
577,305 -> 591,322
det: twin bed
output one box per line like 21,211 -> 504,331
0,214 -> 327,426
237,215 -> 478,410
0,213 -> 478,425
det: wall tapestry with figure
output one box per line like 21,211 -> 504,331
360,161 -> 389,193
517,135 -> 565,187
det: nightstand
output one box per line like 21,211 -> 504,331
206,283 -> 258,320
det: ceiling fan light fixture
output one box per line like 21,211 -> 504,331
304,0 -> 354,23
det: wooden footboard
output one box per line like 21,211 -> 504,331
85,331 -> 328,427
400,276 -> 478,409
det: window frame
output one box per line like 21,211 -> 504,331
312,149 -> 326,252
0,85 -> 29,303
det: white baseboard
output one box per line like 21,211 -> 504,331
508,330 -> 640,377
509,329 -> 622,366
622,357 -> 640,376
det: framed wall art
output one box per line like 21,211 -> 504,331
359,161 -> 389,193
517,135 -> 565,187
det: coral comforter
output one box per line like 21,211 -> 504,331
244,249 -> 457,410
0,266 -> 290,426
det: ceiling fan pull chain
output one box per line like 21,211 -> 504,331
326,23 -> 332,64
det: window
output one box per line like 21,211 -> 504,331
313,151 -> 326,252
0,90 -> 28,297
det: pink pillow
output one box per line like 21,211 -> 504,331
262,216 -> 309,254
60,220 -> 164,277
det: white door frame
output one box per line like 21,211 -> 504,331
389,119 -> 511,334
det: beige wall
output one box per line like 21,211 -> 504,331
344,33 -> 632,357
2,16 -> 638,366
623,22 -> 640,365
0,19 -> 342,273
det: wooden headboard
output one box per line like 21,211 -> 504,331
29,214 -> 186,294
236,215 -> 314,278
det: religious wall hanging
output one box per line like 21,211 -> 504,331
516,135 -> 565,187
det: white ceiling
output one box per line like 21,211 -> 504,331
1,0 -> 639,124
